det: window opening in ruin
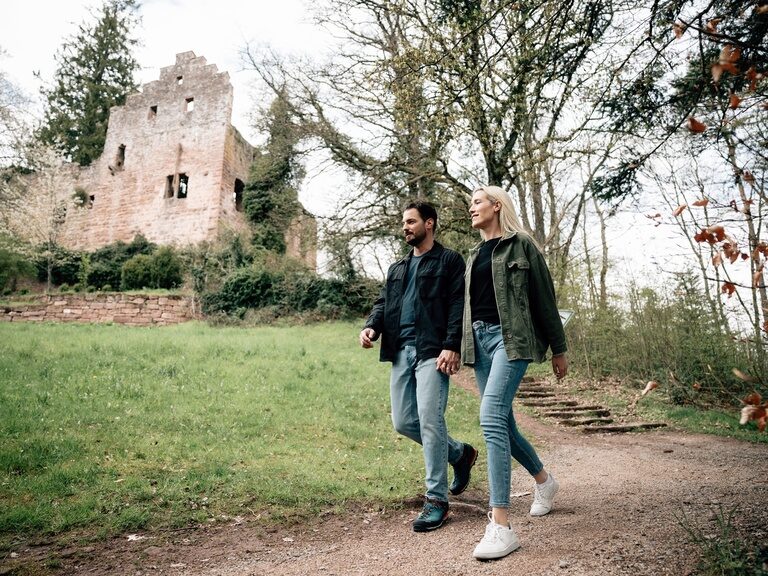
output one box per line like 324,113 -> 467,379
165,174 -> 189,199
234,179 -> 244,212
177,174 -> 189,199
165,175 -> 175,198
185,97 -> 195,112
149,105 -> 157,119
115,144 -> 126,169
177,75 -> 183,85
89,195 -> 95,208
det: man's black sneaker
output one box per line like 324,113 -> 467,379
450,443 -> 478,495
412,499 -> 449,532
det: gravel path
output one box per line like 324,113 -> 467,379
9,406 -> 767,576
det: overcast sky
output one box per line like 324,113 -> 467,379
0,0 -> 330,141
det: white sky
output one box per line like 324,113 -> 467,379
0,0 -> 695,283
0,0 -> 329,142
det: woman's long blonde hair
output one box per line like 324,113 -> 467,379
474,185 -> 536,246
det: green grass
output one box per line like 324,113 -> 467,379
0,321 -> 484,548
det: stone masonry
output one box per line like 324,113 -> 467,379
1,294 -> 197,326
13,52 -> 316,268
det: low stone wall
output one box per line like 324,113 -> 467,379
1,294 -> 199,326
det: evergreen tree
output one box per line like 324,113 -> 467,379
244,90 -> 303,253
38,0 -> 140,166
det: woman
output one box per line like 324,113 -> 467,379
462,185 -> 568,560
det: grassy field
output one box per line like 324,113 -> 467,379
0,321 -> 485,549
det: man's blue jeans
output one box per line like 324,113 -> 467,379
472,321 -> 543,509
389,345 -> 464,502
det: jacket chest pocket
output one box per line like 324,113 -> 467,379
507,260 -> 530,302
419,270 -> 448,299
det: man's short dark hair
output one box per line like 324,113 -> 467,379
403,199 -> 438,229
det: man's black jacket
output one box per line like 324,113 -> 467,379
364,242 -> 465,363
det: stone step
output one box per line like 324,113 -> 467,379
517,391 -> 557,398
559,417 -> 614,427
545,409 -> 612,418
540,404 -> 605,412
517,386 -> 557,396
582,422 -> 668,434
521,399 -> 579,407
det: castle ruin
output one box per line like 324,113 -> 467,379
13,52 -> 316,268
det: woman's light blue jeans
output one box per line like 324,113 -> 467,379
389,345 -> 464,503
472,321 -> 543,508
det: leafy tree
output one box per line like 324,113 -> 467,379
37,0 -> 140,166
245,0 -> 628,283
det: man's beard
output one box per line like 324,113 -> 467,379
405,230 -> 425,246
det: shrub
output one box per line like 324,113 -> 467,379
201,267 -> 277,315
101,284 -> 113,292
59,283 -> 70,292
121,254 -> 154,290
87,235 -> 156,290
201,260 -> 379,320
150,246 -> 183,289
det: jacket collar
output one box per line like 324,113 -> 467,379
401,240 -> 445,263
469,231 -> 518,255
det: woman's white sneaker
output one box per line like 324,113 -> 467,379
473,513 -> 521,560
530,473 -> 559,516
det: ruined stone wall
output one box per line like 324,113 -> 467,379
1,294 -> 197,326
59,52 -> 246,249
8,51 -> 317,270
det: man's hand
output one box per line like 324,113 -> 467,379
436,350 -> 460,375
360,328 -> 378,349
552,353 -> 568,380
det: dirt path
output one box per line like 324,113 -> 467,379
5,394 -> 768,575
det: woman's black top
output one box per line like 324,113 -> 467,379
470,237 -> 501,325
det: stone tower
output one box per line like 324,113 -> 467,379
15,52 -> 316,268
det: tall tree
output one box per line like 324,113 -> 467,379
37,0 -> 140,166
244,0 -> 628,283
244,90 -> 303,254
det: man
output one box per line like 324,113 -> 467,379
359,200 -> 478,532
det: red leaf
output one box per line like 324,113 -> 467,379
757,4 -> 768,14
672,204 -> 688,217
729,94 -> 742,109
688,117 -> 707,133
692,382 -> 702,390
743,171 -> 755,184
739,405 -> 767,427
707,224 -> 726,241
721,281 -> 736,297
641,380 -> 659,396
742,391 -> 763,405
706,18 -> 722,33
719,45 -> 741,64
692,198 -> 710,207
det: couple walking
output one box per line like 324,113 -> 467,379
359,186 -> 568,560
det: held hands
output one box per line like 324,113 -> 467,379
552,353 -> 568,380
436,350 -> 460,375
359,328 -> 378,349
